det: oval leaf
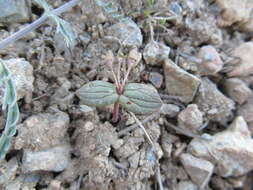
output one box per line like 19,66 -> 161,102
120,83 -> 162,114
76,81 -> 119,107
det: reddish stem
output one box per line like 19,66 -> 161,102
112,101 -> 120,123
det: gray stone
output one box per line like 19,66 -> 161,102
143,41 -> 170,65
237,97 -> 253,130
194,78 -> 235,125
149,72 -> 163,88
1,58 -> 34,103
197,45 -> 223,76
0,0 -> 31,23
22,145 -> 70,173
180,153 -> 214,188
176,180 -> 198,190
216,0 -> 253,27
15,112 -> 69,151
163,59 -> 201,103
5,173 -> 40,190
160,104 -> 180,117
189,116 -> 253,177
106,19 -> 143,47
178,104 -> 203,134
227,42 -> 253,77
0,158 -> 18,185
223,78 -> 252,104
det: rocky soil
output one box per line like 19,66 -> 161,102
1,0 -> 253,190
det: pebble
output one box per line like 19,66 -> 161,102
5,173 -> 40,190
194,77 -> 235,125
106,19 -> 143,47
0,0 -> 31,23
22,145 -> 71,173
0,158 -> 18,185
0,58 -> 34,103
143,41 -> 170,65
178,104 -> 203,134
228,42 -> 253,77
237,97 -> 253,129
176,180 -> 198,190
163,59 -> 201,103
160,104 -> 180,117
189,116 -> 253,177
79,0 -> 108,24
215,0 -> 253,27
15,112 -> 70,151
223,78 -> 252,105
180,153 -> 214,188
197,45 -> 223,76
149,72 -> 163,88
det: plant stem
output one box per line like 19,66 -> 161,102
129,112 -> 154,147
0,0 -> 80,50
112,101 -> 120,123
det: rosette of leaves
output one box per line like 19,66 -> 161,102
0,61 -> 19,160
76,80 -> 162,115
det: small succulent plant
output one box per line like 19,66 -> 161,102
76,48 -> 163,122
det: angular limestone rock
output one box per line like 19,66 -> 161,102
15,112 -> 69,151
223,78 -> 252,105
106,19 -> 143,47
194,78 -> 235,125
143,41 -> 170,65
189,116 -> 253,177
197,45 -> 223,76
178,104 -> 203,134
0,0 -> 31,23
228,42 -> 253,77
180,153 -> 214,188
215,0 -> 253,27
164,59 -> 201,103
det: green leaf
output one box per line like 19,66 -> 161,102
6,103 -> 19,128
76,81 -> 119,107
3,80 -> 17,109
0,134 -> 10,160
120,83 -> 162,114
